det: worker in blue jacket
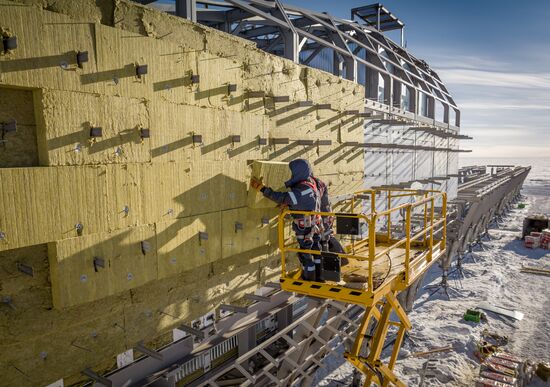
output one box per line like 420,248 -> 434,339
251,159 -> 322,281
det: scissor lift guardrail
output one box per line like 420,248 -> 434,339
278,188 -> 447,386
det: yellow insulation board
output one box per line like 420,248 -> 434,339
247,160 -> 290,209
0,167 -> 61,250
35,89 -> 151,166
49,224 -> 157,308
1,308 -> 126,386
106,163 -> 144,229
0,165 -> 108,251
0,5 -> 102,94
0,161 -> 251,251
149,100 -> 268,163
156,212 -> 221,279
0,87 -> 39,167
142,159 -> 248,222
56,165 -> 109,237
220,207 -> 277,259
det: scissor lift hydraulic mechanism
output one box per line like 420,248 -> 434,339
278,188 -> 447,386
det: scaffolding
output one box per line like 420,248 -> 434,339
278,188 -> 447,386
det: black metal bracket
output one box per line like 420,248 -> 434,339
234,222 -> 243,232
135,64 -> 148,78
93,257 -> 105,272
258,137 -> 267,146
231,135 -> 241,143
298,101 -> 313,107
227,84 -> 237,93
89,127 -> 103,138
2,36 -> 17,52
190,74 -> 200,84
76,51 -> 89,67
16,262 -> 34,277
198,232 -> 208,246
317,103 -> 332,110
139,128 -> 150,139
192,134 -> 203,145
141,241 -> 151,255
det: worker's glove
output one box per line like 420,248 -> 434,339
250,177 -> 265,191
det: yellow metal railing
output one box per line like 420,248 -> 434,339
278,188 -> 447,387
278,188 -> 447,294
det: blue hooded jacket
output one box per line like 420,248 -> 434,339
285,159 -> 313,187
261,159 -> 320,214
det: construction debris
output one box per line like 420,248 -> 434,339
520,265 -> 550,277
476,302 -> 524,321
406,345 -> 454,358
464,309 -> 486,323
536,362 -> 550,382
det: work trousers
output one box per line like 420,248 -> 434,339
295,227 -> 320,281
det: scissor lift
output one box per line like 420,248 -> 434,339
278,188 -> 447,386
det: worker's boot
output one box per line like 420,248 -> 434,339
302,263 -> 315,281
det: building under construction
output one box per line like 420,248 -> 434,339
0,1 -> 530,386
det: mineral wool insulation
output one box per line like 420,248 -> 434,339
0,0 -> 365,384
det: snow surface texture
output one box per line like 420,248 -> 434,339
314,158 -> 550,386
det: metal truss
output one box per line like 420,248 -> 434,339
86,285 -> 364,387
441,165 -> 530,271
136,0 -> 461,128
191,300 -> 363,386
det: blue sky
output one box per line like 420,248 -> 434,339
286,0 -> 550,158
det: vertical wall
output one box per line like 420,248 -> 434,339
0,1 -> 365,385
364,122 -> 459,199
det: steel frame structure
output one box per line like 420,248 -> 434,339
85,285 -> 364,386
136,0 -> 460,129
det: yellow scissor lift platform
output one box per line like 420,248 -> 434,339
278,188 -> 447,386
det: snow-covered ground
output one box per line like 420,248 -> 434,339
315,158 -> 550,386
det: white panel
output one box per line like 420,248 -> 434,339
392,151 -> 414,184
45,380 -> 64,387
117,349 -> 134,368
173,328 -> 188,342
415,150 -> 432,180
